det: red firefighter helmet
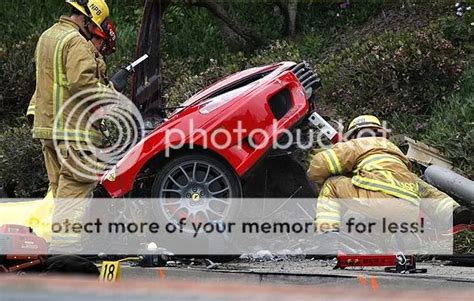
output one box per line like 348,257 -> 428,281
91,18 -> 117,56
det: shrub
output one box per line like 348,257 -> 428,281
162,1 -> 288,73
391,66 -> 474,178
162,4 -> 247,73
420,68 -> 473,177
0,1 -> 69,123
437,4 -> 474,52
248,40 -> 302,66
300,0 -> 386,32
0,122 -> 47,197
316,28 -> 467,119
454,230 -> 474,254
0,34 -> 38,122
297,31 -> 331,63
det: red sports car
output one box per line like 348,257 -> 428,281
97,62 -> 318,198
94,1 -> 320,227
96,60 -> 320,226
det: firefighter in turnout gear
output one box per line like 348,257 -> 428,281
308,115 -> 421,232
27,0 -> 112,253
27,17 -> 117,119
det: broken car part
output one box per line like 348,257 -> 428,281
308,112 -> 342,144
424,165 -> 474,206
404,137 -> 453,169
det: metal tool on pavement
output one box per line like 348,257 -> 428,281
334,253 -> 427,274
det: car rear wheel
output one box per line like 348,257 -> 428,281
151,154 -> 242,225
150,154 -> 242,258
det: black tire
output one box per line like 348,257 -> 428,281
150,154 -> 242,256
151,154 -> 242,220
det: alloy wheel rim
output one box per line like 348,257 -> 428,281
159,161 -> 233,224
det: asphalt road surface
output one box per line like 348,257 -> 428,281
1,259 -> 473,300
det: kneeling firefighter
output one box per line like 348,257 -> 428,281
307,115 -> 421,232
307,115 -> 470,235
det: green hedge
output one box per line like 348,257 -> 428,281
392,67 -> 474,178
0,122 -> 46,197
316,27 -> 467,120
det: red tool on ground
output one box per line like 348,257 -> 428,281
0,224 -> 48,273
334,253 -> 428,274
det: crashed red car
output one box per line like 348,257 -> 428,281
98,61 -> 319,200
94,1 -> 320,226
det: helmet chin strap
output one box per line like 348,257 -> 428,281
71,0 -> 93,40
78,17 -> 93,41
76,0 -> 93,19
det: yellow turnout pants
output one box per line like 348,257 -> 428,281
41,139 -> 98,253
316,176 -> 419,232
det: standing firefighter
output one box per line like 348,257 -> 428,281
307,115 -> 421,232
27,0 -> 112,253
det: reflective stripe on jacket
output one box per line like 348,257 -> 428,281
29,16 -> 108,145
307,137 -> 420,205
27,41 -> 108,118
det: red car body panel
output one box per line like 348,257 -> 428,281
101,62 -> 309,197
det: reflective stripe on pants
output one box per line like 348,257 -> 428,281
315,176 -> 419,232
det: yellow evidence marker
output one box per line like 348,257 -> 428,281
99,257 -> 141,282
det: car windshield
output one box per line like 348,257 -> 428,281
199,81 -> 259,114
171,69 -> 273,115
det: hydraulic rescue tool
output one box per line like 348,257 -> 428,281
110,54 -> 149,93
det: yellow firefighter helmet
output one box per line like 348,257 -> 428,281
66,0 -> 110,30
346,115 -> 385,139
